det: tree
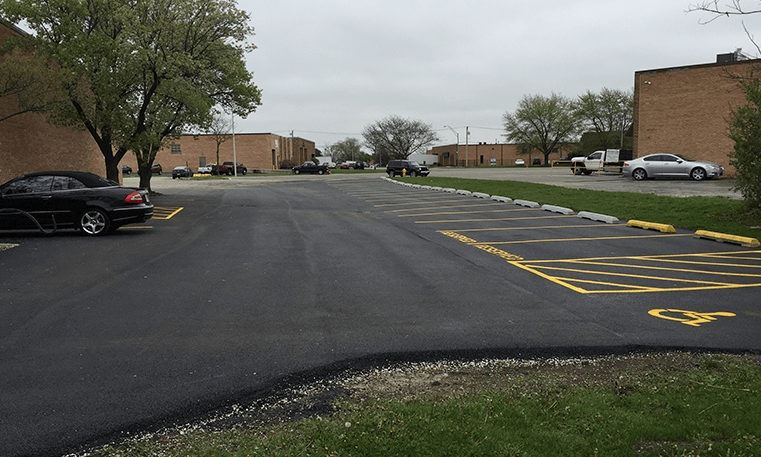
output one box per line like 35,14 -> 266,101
0,0 -> 262,187
205,114 -> 233,172
573,88 -> 633,151
728,75 -> 761,213
503,93 -> 580,165
362,115 -> 439,162
329,137 -> 362,163
689,1 -> 761,53
0,48 -> 66,122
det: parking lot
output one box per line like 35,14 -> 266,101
1,170 -> 758,457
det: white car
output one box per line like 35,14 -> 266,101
198,164 -> 212,174
515,159 -> 525,166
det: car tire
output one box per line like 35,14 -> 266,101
318,169 -> 324,175
573,165 -> 584,175
79,208 -> 110,236
388,170 -> 395,177
242,169 -> 247,175
294,169 -> 300,174
690,167 -> 707,181
632,168 -> 647,181
409,171 -> 417,177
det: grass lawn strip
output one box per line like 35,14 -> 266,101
82,352 -> 761,457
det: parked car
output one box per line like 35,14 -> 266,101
0,171 -> 153,236
121,165 -> 132,175
213,161 -> 247,175
292,161 -> 330,175
386,160 -> 430,177
622,153 -> 724,181
532,158 -> 542,165
198,164 -> 212,174
172,166 -> 194,179
353,161 -> 367,170
515,159 -> 525,166
151,163 -> 162,174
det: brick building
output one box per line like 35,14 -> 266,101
430,142 -> 570,167
633,55 -> 759,174
119,133 -> 316,173
0,20 -> 104,185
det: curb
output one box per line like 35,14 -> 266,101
514,199 -> 540,208
491,196 -> 513,204
577,211 -> 620,224
541,204 -> 574,215
626,220 -> 676,233
693,230 -> 760,247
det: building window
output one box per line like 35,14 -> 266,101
171,144 -> 181,154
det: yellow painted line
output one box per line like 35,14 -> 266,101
374,199 -> 482,208
417,214 -> 573,224
627,220 -> 676,233
384,202 -> 509,212
454,222 -> 610,233
560,258 -> 761,278
471,233 -> 692,245
397,208 -> 534,217
529,264 -> 741,287
694,230 -> 760,247
152,206 -> 184,220
508,250 -> 761,294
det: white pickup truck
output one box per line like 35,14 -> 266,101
571,149 -> 633,175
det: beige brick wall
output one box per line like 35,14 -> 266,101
634,59 -> 757,175
0,22 -> 104,185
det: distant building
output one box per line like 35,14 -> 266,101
120,133 -> 316,173
429,142 -> 571,167
633,53 -> 759,174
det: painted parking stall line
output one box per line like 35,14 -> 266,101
151,206 -> 184,220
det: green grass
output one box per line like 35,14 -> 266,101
89,353 -> 761,457
400,176 -> 761,239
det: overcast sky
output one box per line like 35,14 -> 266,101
236,1 -> 758,150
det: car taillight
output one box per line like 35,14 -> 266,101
125,191 -> 144,203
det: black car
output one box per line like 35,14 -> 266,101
0,171 -> 154,236
121,165 -> 132,175
171,166 -> 194,179
386,160 -> 429,177
292,161 -> 330,175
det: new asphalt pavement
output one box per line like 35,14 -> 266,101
0,168 -> 755,457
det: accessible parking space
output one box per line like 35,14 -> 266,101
332,177 -> 761,302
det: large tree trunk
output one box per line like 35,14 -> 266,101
137,166 -> 152,193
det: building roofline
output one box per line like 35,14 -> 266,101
0,18 -> 31,37
636,57 -> 761,76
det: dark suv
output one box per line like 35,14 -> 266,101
386,160 -> 429,177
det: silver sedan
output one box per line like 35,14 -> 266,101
622,153 -> 724,181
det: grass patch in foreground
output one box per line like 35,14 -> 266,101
88,353 -> 761,457
404,177 -> 761,239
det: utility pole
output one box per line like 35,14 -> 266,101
232,113 -> 237,177
464,126 -> 470,167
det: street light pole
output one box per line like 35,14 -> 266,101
445,125 -> 459,167
232,112 -> 237,177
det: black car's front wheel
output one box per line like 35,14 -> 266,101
79,208 -> 111,236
